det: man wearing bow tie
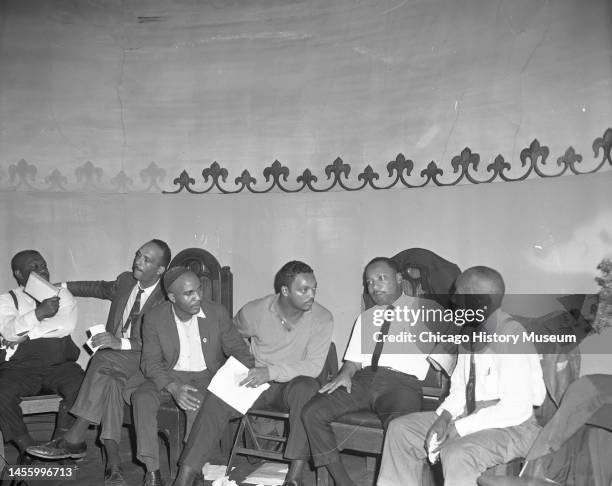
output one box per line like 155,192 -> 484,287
28,239 -> 170,486
127,267 -> 254,486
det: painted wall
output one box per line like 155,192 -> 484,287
1,172 -> 610,366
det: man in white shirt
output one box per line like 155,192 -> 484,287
126,267 -> 254,486
0,250 -> 83,460
377,266 -> 546,486
28,239 -> 170,486
302,257 -> 453,486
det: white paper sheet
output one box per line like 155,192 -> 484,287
207,356 -> 270,415
85,324 -> 106,353
24,272 -> 59,302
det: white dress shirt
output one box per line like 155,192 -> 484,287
437,310 -> 546,437
343,294 -> 444,381
0,286 -> 78,360
172,308 -> 207,372
119,281 -> 159,350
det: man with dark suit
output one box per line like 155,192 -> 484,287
128,267 -> 254,486
28,239 -> 171,486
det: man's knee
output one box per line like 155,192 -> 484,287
132,387 -> 159,412
286,376 -> 319,404
440,440 -> 479,471
301,394 -> 335,427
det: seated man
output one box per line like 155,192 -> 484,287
28,239 -> 170,486
126,267 -> 254,486
0,250 -> 84,461
377,266 -> 546,486
302,257 -> 453,486
234,260 -> 334,486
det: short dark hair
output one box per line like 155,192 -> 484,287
11,250 -> 42,272
274,260 -> 314,293
363,257 -> 400,285
148,239 -> 171,268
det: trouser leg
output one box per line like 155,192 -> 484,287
132,380 -> 162,471
377,412 -> 436,486
0,367 -> 42,444
301,374 -> 371,467
440,416 -> 541,486
277,376 -> 319,460
179,390 -> 239,471
42,362 -> 84,436
70,350 -> 139,430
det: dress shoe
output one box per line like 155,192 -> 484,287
282,481 -> 302,486
143,469 -> 165,486
26,437 -> 87,460
105,465 -> 128,486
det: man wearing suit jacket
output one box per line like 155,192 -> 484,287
28,239 -> 171,486
127,267 -> 254,486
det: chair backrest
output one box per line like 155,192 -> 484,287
316,342 -> 339,387
169,248 -> 233,316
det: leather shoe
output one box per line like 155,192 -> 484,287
105,465 -> 127,486
26,437 -> 87,460
282,481 -> 302,486
143,470 -> 165,486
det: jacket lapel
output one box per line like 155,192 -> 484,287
197,311 -> 211,370
165,304 -> 181,365
112,284 -> 133,335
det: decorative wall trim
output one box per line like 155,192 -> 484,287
1,128 -> 610,194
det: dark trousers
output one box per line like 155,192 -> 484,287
130,370 -> 213,471
0,362 -> 84,442
301,367 -> 422,467
252,375 -> 320,461
180,375 -> 319,470
70,349 -> 140,444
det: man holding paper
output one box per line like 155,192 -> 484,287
28,239 -> 170,486
0,250 -> 83,461
127,267 -> 253,486
235,260 -> 334,486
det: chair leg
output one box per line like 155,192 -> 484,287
225,417 -> 247,478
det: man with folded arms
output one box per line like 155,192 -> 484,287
377,266 -> 546,486
235,260 -> 334,486
28,239 -> 170,486
0,250 -> 83,461
126,267 -> 254,486
302,257 -> 451,486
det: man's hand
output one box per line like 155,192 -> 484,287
425,410 -> 452,452
167,383 -> 202,411
239,367 -> 270,388
91,332 -> 122,350
319,373 -> 353,394
35,296 -> 60,320
7,334 -> 29,346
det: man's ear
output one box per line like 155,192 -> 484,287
281,285 -> 289,296
13,269 -> 23,283
157,265 -> 167,277
395,272 -> 403,286
168,293 -> 176,304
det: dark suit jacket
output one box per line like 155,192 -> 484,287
140,299 -> 254,391
68,271 -> 166,352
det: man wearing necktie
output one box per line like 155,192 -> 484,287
302,257 -> 451,486
377,266 -> 547,486
28,239 -> 171,486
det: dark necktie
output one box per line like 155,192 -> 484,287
121,287 -> 144,336
371,304 -> 394,371
465,349 -> 476,415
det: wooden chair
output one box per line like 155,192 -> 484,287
226,343 -> 339,476
152,247 -> 233,478
1,394 -> 64,473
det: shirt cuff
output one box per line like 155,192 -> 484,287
15,310 -> 39,335
120,338 -> 132,350
60,282 -> 68,289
